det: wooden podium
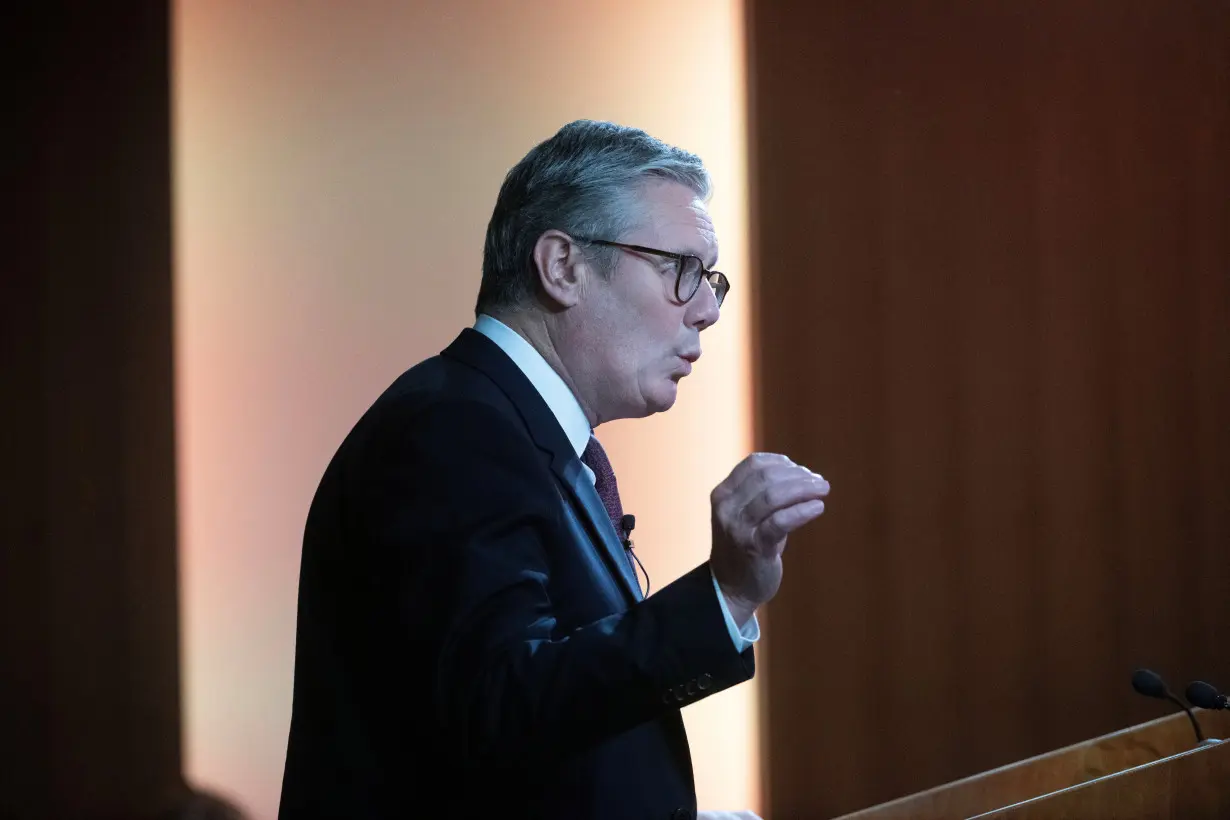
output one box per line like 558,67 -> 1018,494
836,710 -> 1230,819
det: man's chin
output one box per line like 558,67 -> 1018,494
646,381 -> 680,414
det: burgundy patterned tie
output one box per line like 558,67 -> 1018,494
582,436 -> 644,592
581,436 -> 623,534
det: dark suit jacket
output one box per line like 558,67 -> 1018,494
277,329 -> 755,820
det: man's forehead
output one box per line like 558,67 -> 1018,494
635,182 -> 720,261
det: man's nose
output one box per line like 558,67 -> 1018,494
688,280 -> 721,330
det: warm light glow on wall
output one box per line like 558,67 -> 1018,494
174,2 -> 752,816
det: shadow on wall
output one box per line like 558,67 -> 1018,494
165,787 -> 248,820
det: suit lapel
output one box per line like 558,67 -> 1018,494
442,329 -> 642,604
559,457 -> 644,602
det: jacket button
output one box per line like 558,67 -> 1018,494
662,691 -> 674,704
673,685 -> 685,702
671,809 -> 695,820
686,679 -> 698,696
697,672 -> 713,691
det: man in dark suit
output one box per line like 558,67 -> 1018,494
278,120 -> 830,819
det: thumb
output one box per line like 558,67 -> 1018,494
752,499 -> 824,552
751,519 -> 788,555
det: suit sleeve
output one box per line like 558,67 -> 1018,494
352,399 -> 754,768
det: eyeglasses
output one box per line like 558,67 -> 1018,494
577,238 -> 730,307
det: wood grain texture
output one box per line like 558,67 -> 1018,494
973,738 -> 1230,820
836,711 -> 1230,819
747,1 -> 1230,816
4,4 -> 184,818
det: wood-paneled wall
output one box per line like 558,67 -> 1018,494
4,4 -> 184,818
747,2 -> 1230,816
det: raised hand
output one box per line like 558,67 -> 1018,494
709,453 -> 829,625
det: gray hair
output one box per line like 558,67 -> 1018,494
475,120 -> 711,314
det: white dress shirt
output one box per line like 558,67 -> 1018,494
474,314 -> 760,653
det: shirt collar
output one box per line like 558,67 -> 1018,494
473,314 -> 591,459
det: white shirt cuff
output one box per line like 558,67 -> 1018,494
711,567 -> 760,652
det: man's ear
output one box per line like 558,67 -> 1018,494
532,230 -> 587,308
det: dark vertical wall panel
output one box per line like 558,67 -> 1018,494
4,3 -> 184,818
748,1 -> 1230,816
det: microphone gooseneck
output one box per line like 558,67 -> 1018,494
1132,667 -> 1206,744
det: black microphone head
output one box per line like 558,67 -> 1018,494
1133,668 -> 1207,743
620,514 -> 635,533
1132,668 -> 1170,700
1185,680 -> 1225,710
